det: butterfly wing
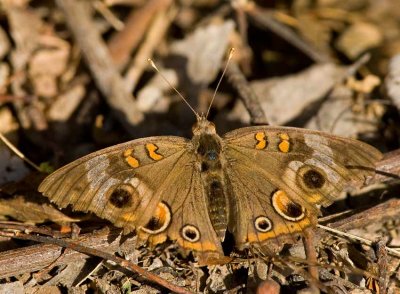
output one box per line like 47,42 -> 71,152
39,136 -> 223,255
223,126 -> 382,250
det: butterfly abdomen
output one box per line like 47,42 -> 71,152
205,177 -> 228,240
194,131 -> 229,240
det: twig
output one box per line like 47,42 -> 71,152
373,149 -> 400,184
93,0 -> 124,31
107,0 -> 172,69
0,131 -> 41,171
0,227 -> 119,278
226,61 -> 268,125
303,228 -> 319,293
317,224 -> 400,258
0,221 -> 64,238
245,5 -> 332,63
56,0 -> 143,134
376,239 -> 388,294
0,94 -> 31,103
0,229 -> 193,294
322,197 -> 400,234
345,53 -> 371,77
231,1 -> 252,75
124,4 -> 175,93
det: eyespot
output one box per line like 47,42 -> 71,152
271,190 -> 306,222
302,169 -> 325,189
108,184 -> 137,208
140,202 -> 171,235
181,225 -> 200,242
254,216 -> 273,233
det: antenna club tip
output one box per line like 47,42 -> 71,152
148,58 -> 156,67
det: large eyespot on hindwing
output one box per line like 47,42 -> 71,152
303,169 -> 325,189
140,202 -> 171,235
297,165 -> 327,190
181,225 -> 201,243
254,216 -> 273,233
107,183 -> 139,209
271,190 -> 306,222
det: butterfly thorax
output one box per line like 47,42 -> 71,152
191,118 -> 229,240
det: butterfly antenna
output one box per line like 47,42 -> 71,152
205,48 -> 235,119
148,59 -> 200,120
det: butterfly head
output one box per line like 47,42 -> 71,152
192,116 -> 217,136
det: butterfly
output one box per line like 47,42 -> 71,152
38,112 -> 382,261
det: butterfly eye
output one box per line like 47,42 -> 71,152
208,122 -> 216,131
140,202 -> 171,235
192,123 -> 199,134
254,216 -> 273,233
181,225 -> 201,242
207,150 -> 218,161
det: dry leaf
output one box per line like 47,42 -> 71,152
7,6 -> 43,79
170,20 -> 234,85
0,107 -> 19,139
0,281 -> 24,294
136,69 -> 176,113
44,260 -> 88,287
25,286 -> 62,294
48,84 -> 85,122
336,22 -> 383,59
0,26 -> 11,59
385,53 -> 400,111
29,47 -> 70,98
305,84 -> 382,137
232,63 -> 346,126
296,14 -> 331,53
206,265 -> 231,292
29,48 -> 70,77
0,195 -> 78,224
346,75 -> 381,94
0,63 -> 10,94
